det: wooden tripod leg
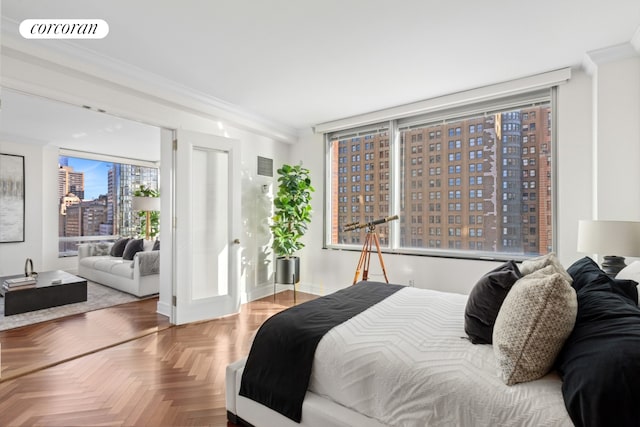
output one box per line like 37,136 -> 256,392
352,233 -> 371,285
372,233 -> 389,283
362,233 -> 373,281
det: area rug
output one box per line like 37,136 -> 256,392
0,281 -> 143,331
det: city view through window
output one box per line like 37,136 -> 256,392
329,101 -> 553,258
58,155 -> 159,256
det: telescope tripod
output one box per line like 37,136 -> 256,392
352,226 -> 389,285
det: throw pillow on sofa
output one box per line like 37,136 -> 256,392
123,238 -> 145,260
91,242 -> 111,256
143,239 -> 155,252
110,237 -> 131,257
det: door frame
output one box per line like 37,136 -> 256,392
169,129 -> 242,325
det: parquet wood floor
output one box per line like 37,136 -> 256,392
0,291 -> 314,427
0,298 -> 172,383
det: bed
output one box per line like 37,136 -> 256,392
226,256 -> 640,427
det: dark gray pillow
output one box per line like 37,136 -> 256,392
109,237 -> 131,257
123,238 -> 145,260
152,239 -> 160,251
556,257 -> 640,427
464,260 -> 522,344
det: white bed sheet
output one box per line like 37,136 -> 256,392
309,287 -> 572,427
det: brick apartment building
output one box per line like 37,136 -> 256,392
330,104 -> 552,256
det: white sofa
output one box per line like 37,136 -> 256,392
77,242 -> 159,297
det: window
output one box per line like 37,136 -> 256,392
58,155 -> 159,257
327,90 -> 555,259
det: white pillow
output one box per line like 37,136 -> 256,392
493,265 -> 577,385
143,239 -> 155,251
615,261 -> 640,305
91,242 -> 112,256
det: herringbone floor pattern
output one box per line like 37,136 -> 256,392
0,291 -> 314,427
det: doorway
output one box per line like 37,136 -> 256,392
0,89 -> 242,324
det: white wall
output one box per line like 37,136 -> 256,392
591,52 -> 640,220
0,141 -> 44,276
555,70 -> 594,263
232,128 -> 290,301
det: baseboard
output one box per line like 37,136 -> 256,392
296,282 -> 329,296
246,283 -> 276,301
246,281 -> 332,302
156,300 -> 171,318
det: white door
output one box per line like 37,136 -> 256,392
172,129 -> 241,325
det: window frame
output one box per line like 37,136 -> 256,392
57,149 -> 160,257
323,86 -> 559,262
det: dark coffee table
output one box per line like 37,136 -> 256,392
0,270 -> 87,316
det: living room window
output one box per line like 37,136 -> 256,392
58,153 -> 159,257
325,87 -> 557,260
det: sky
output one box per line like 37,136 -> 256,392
62,156 -> 111,200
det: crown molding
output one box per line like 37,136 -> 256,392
0,17 -> 299,144
582,41 -> 640,76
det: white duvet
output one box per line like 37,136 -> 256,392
308,287 -> 572,427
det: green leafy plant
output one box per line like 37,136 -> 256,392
270,164 -> 314,258
133,185 -> 160,239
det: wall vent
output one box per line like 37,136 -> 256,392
257,156 -> 273,177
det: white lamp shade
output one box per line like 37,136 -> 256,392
132,196 -> 161,211
577,220 -> 640,256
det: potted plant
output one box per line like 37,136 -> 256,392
270,164 -> 314,285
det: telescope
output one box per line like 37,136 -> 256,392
343,214 -> 399,232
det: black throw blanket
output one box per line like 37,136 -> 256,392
239,281 -> 403,422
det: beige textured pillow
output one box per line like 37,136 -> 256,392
493,265 -> 577,385
519,252 -> 572,284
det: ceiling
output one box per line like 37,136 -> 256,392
0,89 -> 161,161
1,0 -> 640,145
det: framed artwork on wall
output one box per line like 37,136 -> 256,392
0,153 -> 25,243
